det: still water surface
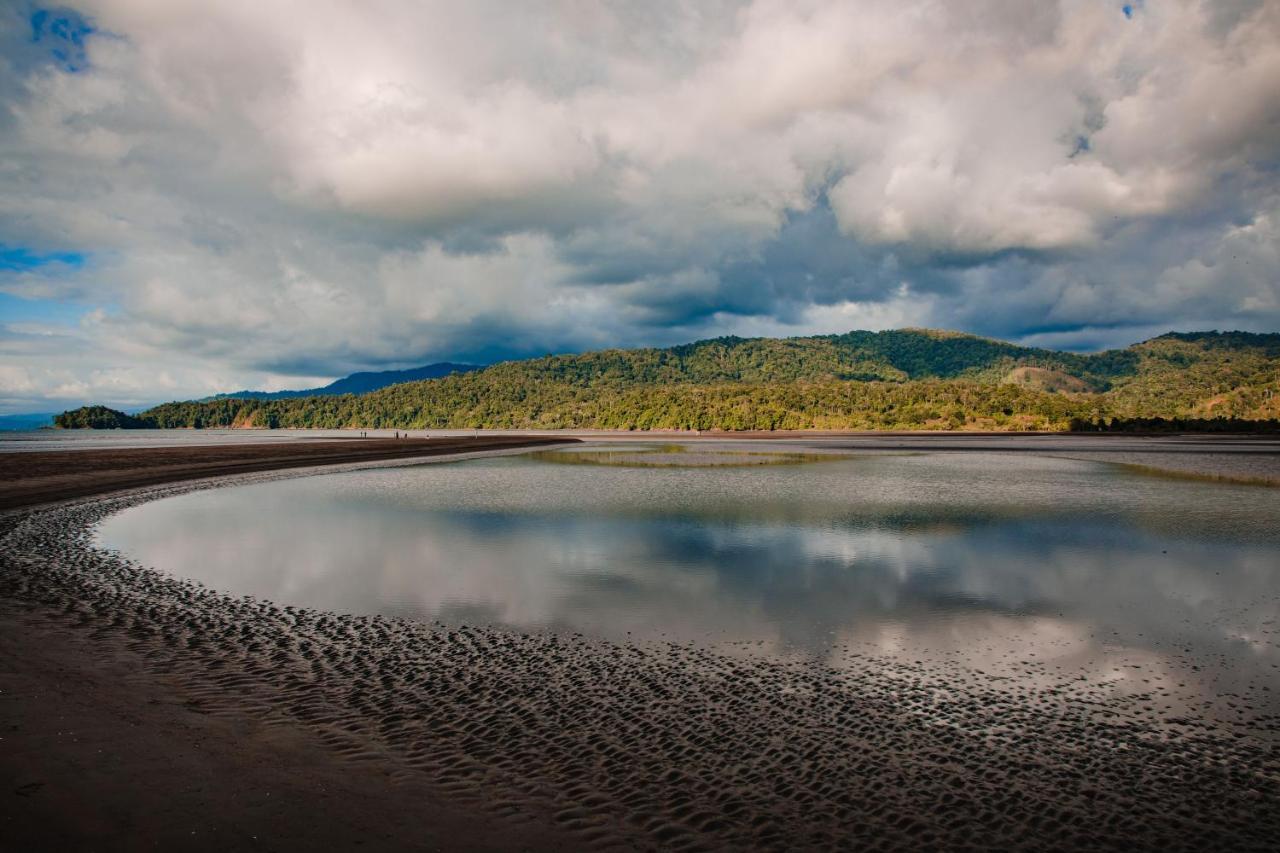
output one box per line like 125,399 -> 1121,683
97,445 -> 1280,689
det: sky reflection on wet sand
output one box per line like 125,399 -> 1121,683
96,446 -> 1280,717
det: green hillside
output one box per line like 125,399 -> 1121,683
53,405 -> 151,429
59,329 -> 1280,432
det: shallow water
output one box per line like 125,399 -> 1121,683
95,445 -> 1280,696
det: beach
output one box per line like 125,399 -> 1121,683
3,433 -> 1279,851
0,435 -> 576,511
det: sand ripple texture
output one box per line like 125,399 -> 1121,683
3,472 -> 1279,851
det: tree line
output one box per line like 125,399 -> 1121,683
55,328 -> 1280,431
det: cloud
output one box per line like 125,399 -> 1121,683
1,0 -> 1278,410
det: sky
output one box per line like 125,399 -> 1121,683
1,0 -> 1278,413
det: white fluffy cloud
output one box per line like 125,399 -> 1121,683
1,0 -> 1278,410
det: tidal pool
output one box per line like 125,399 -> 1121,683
96,444 -> 1280,697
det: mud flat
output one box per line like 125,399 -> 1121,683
0,435 -> 574,511
3,443 -> 1280,850
801,433 -> 1280,486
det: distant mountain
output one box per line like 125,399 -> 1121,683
60,329 -> 1280,432
210,362 -> 482,400
0,412 -> 56,430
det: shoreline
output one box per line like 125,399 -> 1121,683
0,435 -> 576,511
3,439 -> 1279,850
2,439 -> 583,852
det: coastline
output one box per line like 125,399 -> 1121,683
3,437 -> 1279,850
2,438 -> 582,852
0,435 -> 577,511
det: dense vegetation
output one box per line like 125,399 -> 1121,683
1072,416 -> 1280,433
57,329 -> 1280,432
53,406 -> 150,429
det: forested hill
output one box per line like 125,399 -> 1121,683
53,405 -> 151,429
63,329 -> 1280,432
378,329 -> 1141,389
208,362 -> 481,400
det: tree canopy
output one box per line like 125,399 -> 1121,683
57,329 -> 1280,432
53,406 -> 150,429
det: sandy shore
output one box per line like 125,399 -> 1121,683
0,435 -> 577,511
3,436 -> 1279,850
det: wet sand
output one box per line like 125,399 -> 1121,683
0,435 -> 575,511
3,435 -> 1279,850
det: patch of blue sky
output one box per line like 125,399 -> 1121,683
0,291 -> 90,327
29,6 -> 93,72
0,245 -> 87,271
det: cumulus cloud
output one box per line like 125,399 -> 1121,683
1,0 -> 1278,410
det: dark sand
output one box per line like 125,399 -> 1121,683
0,435 -> 576,511
3,435 -> 1279,851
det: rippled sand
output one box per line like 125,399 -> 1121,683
3,467 -> 1278,850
